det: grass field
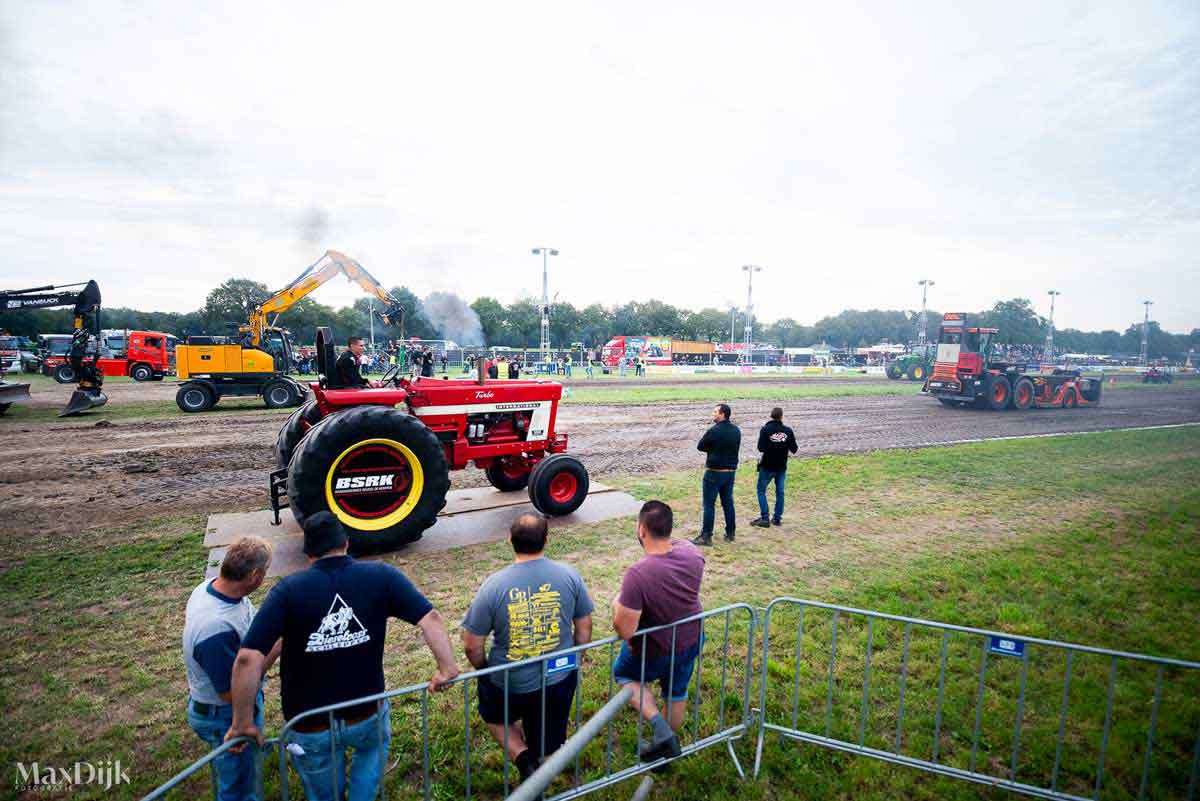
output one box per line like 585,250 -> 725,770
1,426 -> 1196,799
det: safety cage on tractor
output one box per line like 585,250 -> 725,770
269,327 -> 590,553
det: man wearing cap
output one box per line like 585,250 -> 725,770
227,513 -> 459,801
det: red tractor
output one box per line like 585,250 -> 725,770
924,313 -> 1103,410
270,327 -> 590,553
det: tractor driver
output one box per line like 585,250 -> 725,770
336,336 -> 384,389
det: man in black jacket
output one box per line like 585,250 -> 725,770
692,403 -> 741,546
334,336 -> 381,388
752,407 -> 798,527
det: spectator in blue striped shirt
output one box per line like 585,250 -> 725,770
183,537 -> 279,801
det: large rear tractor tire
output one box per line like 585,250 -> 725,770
287,405 -> 450,554
906,363 -> 928,381
1011,378 -> 1035,411
984,374 -> 1011,411
485,456 -> 532,492
528,454 -> 589,516
176,382 -> 216,412
274,399 -> 326,469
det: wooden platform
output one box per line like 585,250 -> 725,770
203,483 -> 640,579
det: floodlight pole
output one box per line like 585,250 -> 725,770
1044,290 -> 1060,356
917,279 -> 935,345
742,265 -> 763,363
532,247 -> 559,365
1140,300 -> 1153,365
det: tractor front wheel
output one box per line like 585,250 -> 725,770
485,457 -> 532,492
53,364 -> 76,384
287,405 -> 450,554
984,374 -> 1011,411
528,454 -> 589,516
885,362 -> 902,380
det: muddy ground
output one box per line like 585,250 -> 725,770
1,376 -> 1196,546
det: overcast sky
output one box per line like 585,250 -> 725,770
1,1 -> 1197,333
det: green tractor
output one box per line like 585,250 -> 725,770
885,344 -> 935,381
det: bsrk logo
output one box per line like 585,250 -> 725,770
333,474 -> 396,494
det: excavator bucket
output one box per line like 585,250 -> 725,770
0,381 -> 32,413
59,386 -> 108,417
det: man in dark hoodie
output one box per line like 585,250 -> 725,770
692,403 -> 741,546
752,407 -> 798,527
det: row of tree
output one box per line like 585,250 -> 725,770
2,277 -> 1196,359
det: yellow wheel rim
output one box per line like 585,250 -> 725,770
324,437 -> 425,531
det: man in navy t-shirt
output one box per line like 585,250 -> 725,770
227,513 -> 459,801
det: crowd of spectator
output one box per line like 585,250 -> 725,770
185,496 -> 723,801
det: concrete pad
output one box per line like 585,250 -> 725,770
204,482 -> 616,548
204,485 -> 639,580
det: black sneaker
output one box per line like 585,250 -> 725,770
724,531 -> 736,542
639,733 -> 682,767
750,518 -> 770,528
691,533 -> 713,547
771,519 -> 781,526
515,749 -> 538,781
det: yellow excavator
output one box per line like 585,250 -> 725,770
175,250 -> 404,412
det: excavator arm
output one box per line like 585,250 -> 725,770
0,281 -> 108,417
248,251 -> 405,345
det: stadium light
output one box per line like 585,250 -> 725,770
1141,300 -> 1153,365
917,279 -> 935,345
532,247 -> 559,365
742,265 -> 763,363
1045,290 -> 1061,357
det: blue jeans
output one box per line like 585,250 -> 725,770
613,636 -> 704,702
756,468 -> 786,521
287,702 -> 391,801
187,695 -> 263,801
701,470 -> 736,535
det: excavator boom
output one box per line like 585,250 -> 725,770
248,250 -> 404,345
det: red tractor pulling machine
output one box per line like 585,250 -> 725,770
924,312 -> 1103,410
270,327 -> 590,553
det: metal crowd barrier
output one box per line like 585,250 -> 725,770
142,603 -> 757,801
142,596 -> 1200,801
753,598 -> 1200,801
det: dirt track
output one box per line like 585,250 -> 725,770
1,378 -> 1197,543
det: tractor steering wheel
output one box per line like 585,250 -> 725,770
378,363 -> 402,387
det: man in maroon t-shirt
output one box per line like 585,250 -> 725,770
612,501 -> 705,767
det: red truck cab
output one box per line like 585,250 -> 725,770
41,330 -> 175,383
